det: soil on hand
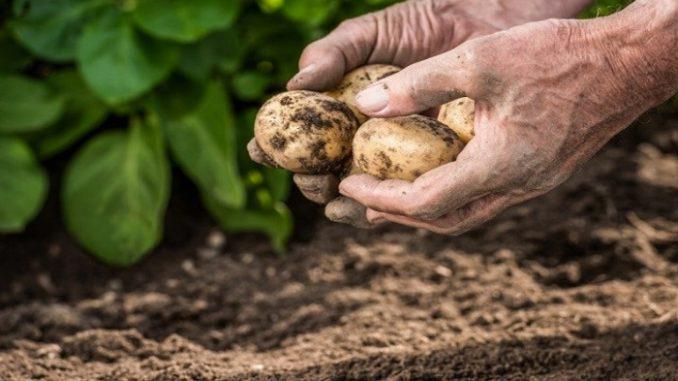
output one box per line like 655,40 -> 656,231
1,114 -> 677,380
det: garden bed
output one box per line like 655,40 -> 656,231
1,113 -> 677,380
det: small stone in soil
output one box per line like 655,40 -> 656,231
182,260 -> 197,275
241,253 -> 254,264
123,292 -> 171,313
36,273 -> 56,294
434,265 -> 453,278
108,279 -> 122,291
197,247 -> 218,260
36,344 -> 61,359
192,299 -> 208,312
494,249 -> 515,262
47,244 -> 62,257
251,364 -> 264,371
206,230 -> 226,248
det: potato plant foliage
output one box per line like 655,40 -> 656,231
0,0 -> 665,266
0,0 -> 405,265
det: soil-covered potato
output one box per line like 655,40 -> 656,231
255,90 -> 359,174
353,115 -> 465,181
325,64 -> 401,123
438,97 -> 475,143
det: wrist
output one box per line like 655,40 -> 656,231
588,0 -> 678,106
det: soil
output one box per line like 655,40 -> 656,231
1,113 -> 677,380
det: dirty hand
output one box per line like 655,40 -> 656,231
339,0 -> 678,234
248,0 -> 592,227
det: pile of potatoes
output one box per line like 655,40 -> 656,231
254,65 -> 475,182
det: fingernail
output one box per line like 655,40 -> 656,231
356,84 -> 389,113
289,64 -> 317,85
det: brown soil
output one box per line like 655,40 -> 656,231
1,113 -> 677,380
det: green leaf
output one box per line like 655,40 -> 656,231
204,195 -> 292,252
282,0 -> 340,27
0,30 -> 31,71
0,137 -> 48,233
263,168 -> 291,202
151,74 -> 204,118
157,82 -> 245,208
579,0 -> 633,18
242,14 -> 305,83
132,0 -> 240,43
232,71 -> 270,101
34,70 -> 108,158
235,107 -> 260,171
240,12 -> 288,45
62,119 -> 170,266
0,74 -> 65,133
178,29 -> 244,81
77,8 -> 179,104
10,0 -> 104,62
257,0 -> 284,13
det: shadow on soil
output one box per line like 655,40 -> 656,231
261,321 -> 678,381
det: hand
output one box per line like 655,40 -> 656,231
287,0 -> 592,92
339,1 -> 678,234
252,0 -> 593,228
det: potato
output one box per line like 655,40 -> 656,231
255,90 -> 359,174
325,64 -> 401,123
438,97 -> 475,143
353,115 -> 465,181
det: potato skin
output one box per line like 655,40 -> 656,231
325,64 -> 401,123
255,90 -> 359,174
438,97 -> 475,143
353,115 -> 464,181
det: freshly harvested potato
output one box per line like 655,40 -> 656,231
438,97 -> 475,143
325,64 -> 401,123
255,90 -> 359,174
353,115 -> 465,181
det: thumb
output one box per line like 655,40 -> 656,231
287,16 -> 377,91
354,47 -> 483,117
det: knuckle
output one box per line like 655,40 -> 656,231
326,15 -> 377,67
408,65 -> 437,91
336,18 -> 358,31
337,15 -> 375,36
337,18 -> 360,32
301,39 -> 325,57
456,40 -> 484,71
455,38 -> 500,97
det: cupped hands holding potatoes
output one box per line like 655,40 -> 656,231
249,0 -> 678,234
